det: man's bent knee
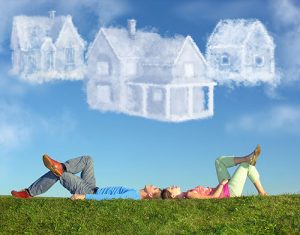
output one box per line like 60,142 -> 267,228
84,155 -> 93,163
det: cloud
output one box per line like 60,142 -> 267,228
52,0 -> 131,27
173,0 -> 300,86
271,0 -> 300,26
0,101 -> 77,150
173,0 -> 265,23
0,0 -> 130,52
0,102 -> 32,149
225,105 -> 300,134
270,0 -> 300,83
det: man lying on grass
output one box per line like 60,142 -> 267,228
161,145 -> 268,199
11,155 -> 161,200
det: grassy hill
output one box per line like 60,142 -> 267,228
0,195 -> 299,234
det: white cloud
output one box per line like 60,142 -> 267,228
0,0 -> 130,52
271,0 -> 300,26
270,0 -> 300,83
173,0 -> 263,23
174,0 -> 300,86
83,0 -> 131,26
0,101 -> 77,150
225,105 -> 300,134
0,124 -> 31,149
0,101 -> 32,149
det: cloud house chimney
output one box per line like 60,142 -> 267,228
127,19 -> 136,39
48,10 -> 56,19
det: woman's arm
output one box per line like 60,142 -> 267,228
186,179 -> 229,199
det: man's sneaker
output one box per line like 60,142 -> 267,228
11,189 -> 32,198
43,154 -> 64,177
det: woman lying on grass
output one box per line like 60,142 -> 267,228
161,145 -> 268,199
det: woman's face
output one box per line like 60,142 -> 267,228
167,186 -> 182,198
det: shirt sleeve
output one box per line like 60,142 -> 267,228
85,190 -> 140,200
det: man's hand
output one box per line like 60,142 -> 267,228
221,179 -> 229,185
71,194 -> 85,200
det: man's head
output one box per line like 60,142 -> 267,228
161,186 -> 182,199
141,185 -> 162,199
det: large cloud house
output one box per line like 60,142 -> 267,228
10,13 -> 276,122
10,11 -> 86,83
86,19 -> 216,122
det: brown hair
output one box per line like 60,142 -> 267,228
161,188 -> 173,199
152,188 -> 162,199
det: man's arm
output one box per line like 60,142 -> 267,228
71,194 -> 85,200
71,190 -> 140,201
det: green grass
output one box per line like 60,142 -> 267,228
0,195 -> 299,234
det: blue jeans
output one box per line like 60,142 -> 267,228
27,156 -> 97,196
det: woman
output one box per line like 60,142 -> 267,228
161,145 -> 268,199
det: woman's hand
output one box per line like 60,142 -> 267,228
221,179 -> 229,185
71,194 -> 85,200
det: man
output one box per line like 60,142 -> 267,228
11,155 -> 162,200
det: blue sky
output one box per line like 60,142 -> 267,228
1,0 -> 300,197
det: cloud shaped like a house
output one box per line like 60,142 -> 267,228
10,12 -> 276,122
86,20 -> 216,122
10,11 -> 86,83
206,19 -> 276,85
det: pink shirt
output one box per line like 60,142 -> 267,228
184,182 -> 230,198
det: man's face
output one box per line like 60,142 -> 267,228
167,185 -> 182,198
144,185 -> 161,198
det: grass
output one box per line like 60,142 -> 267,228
0,195 -> 299,234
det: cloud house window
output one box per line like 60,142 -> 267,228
254,55 -> 264,67
153,89 -> 163,102
221,53 -> 230,66
65,48 -> 75,69
184,63 -> 195,77
97,61 -> 109,75
45,50 -> 55,70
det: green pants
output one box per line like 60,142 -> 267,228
215,156 -> 260,197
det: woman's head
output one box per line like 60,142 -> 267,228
161,186 -> 182,199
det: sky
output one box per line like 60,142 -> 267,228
1,0 -> 300,197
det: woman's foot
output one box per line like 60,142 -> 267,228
249,144 -> 261,166
259,192 -> 268,196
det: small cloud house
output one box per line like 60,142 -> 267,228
10,11 -> 86,83
206,19 -> 275,85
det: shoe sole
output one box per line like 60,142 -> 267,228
43,155 -> 62,177
250,145 -> 261,166
11,190 -> 32,199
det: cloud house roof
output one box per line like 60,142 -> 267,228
12,15 -> 66,50
207,19 -> 273,48
91,26 -> 190,65
11,14 -> 85,51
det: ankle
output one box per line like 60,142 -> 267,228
26,189 -> 32,196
